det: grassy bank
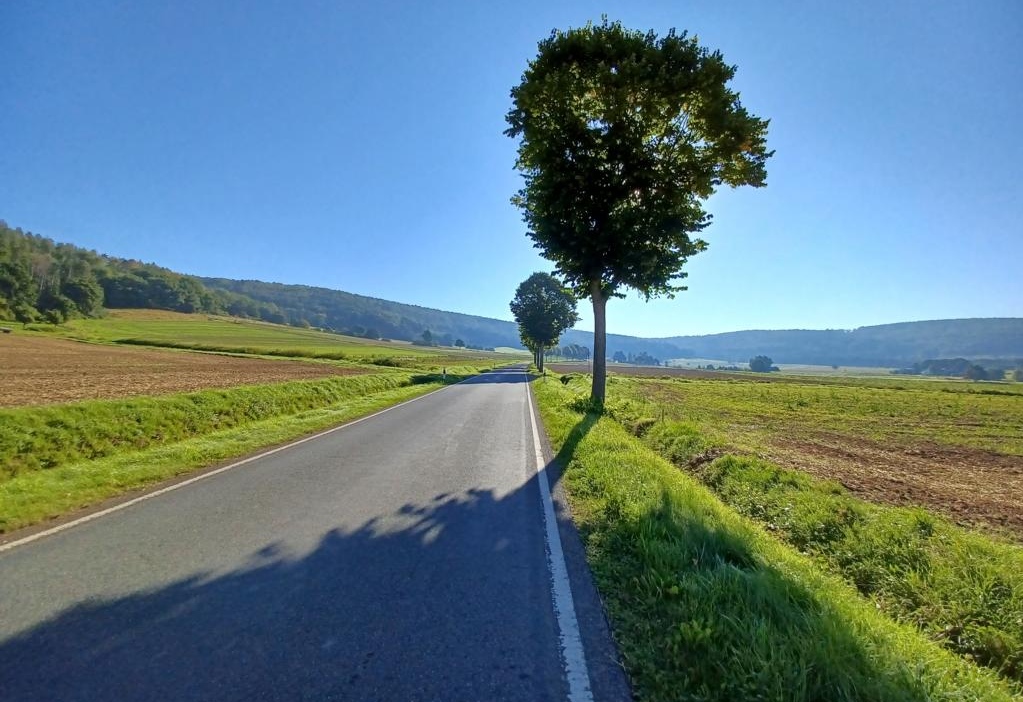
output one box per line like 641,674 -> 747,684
644,420 -> 1023,684
0,375 -> 462,533
533,378 -> 1019,701
0,373 -> 437,477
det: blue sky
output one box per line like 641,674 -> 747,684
2,0 -> 1020,337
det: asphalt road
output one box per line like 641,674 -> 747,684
0,367 -> 628,701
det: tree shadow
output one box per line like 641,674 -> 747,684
0,481 -> 574,701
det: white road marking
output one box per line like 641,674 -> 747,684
526,378 -> 594,702
0,378 -> 472,554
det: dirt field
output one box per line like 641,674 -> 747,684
771,434 -> 1023,539
611,372 -> 1023,540
0,336 -> 367,407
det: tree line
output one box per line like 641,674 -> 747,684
0,223 -> 498,351
893,358 -> 1020,382
0,222 -> 291,324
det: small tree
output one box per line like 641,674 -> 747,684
507,19 -> 771,404
510,272 -> 579,373
455,338 -> 465,348
963,364 -> 987,381
749,355 -> 774,373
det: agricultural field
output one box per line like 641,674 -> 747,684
598,373 -> 1023,539
0,334 -> 369,407
50,309 -> 443,360
1,308 -> 516,531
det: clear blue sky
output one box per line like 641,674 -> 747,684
2,0 -> 1020,337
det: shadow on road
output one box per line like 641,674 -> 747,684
0,402 -> 602,702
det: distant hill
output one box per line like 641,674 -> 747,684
654,319 -> 1023,367
199,277 -> 522,349
2,221 -> 1020,367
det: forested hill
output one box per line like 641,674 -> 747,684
0,222 -> 293,324
199,278 -> 522,349
652,319 -> 1023,367
2,222 -> 1020,366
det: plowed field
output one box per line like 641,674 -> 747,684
0,336 -> 366,407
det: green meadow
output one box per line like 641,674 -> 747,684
26,309 -> 521,368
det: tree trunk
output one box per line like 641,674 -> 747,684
538,347 -> 544,374
590,279 -> 607,406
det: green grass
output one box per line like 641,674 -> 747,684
0,380 -> 449,533
0,370 -> 484,480
533,378 -> 1020,701
614,374 -> 1023,456
55,311 -> 438,358
0,373 -> 436,478
25,310 -> 523,368
644,424 -> 1023,684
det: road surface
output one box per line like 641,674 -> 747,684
0,367 -> 627,701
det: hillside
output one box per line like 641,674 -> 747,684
199,278 -> 521,350
2,221 -> 1021,367
655,319 -> 1023,367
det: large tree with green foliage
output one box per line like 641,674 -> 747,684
510,272 -> 579,373
506,19 -> 771,403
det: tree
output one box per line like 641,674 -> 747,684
509,272 -> 579,373
506,19 -> 771,403
455,338 -> 465,348
749,355 -> 775,373
963,364 -> 987,381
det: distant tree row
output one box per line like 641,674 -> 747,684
611,351 -> 661,366
552,343 -> 591,361
892,358 -> 1018,381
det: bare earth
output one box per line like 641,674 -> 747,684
771,434 -> 1023,539
547,362 -> 1023,540
0,336 -> 366,407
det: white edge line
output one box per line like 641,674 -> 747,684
526,377 -> 594,702
0,370 -> 508,554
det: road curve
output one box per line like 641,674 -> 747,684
0,367 -> 627,701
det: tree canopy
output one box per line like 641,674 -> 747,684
509,272 -> 579,373
749,355 -> 776,372
506,19 -> 771,402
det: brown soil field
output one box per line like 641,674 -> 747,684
769,434 -> 1023,540
0,336 -> 367,407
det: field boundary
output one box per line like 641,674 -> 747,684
0,374 -> 484,553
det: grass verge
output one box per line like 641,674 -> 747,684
0,380 -> 450,533
643,421 -> 1023,684
0,372 -> 477,477
533,378 -> 1020,701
